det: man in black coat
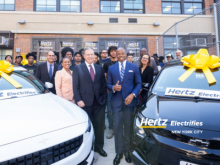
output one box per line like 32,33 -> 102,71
73,47 -> 107,157
35,51 -> 58,94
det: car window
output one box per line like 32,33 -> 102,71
0,71 -> 49,95
152,65 -> 220,95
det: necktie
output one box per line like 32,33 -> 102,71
89,65 -> 95,82
121,62 -> 124,81
49,64 -> 53,80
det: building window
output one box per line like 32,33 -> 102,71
35,0 -> 81,12
60,0 -> 80,12
0,0 -> 15,11
124,0 -> 143,13
101,1 -> 120,13
100,0 -> 144,13
162,2 -> 181,14
163,36 -> 182,59
36,0 -> 57,11
0,50 -> 13,61
184,2 -> 202,14
163,36 -> 207,60
162,0 -> 203,14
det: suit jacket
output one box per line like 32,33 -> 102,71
107,61 -> 142,107
55,68 -> 74,103
35,62 -> 58,94
73,62 -> 107,107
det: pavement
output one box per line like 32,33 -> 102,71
93,115 -> 135,165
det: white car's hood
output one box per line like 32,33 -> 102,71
0,93 -> 88,146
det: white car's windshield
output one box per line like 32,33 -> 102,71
0,71 -> 48,99
152,65 -> 220,96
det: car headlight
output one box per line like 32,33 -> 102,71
134,113 -> 146,139
85,118 -> 91,133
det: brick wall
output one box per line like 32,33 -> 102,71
15,0 -> 34,11
205,0 -> 214,9
13,34 -> 157,60
82,0 -> 99,13
145,0 -> 162,14
208,44 -> 217,55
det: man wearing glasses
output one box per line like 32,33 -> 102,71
99,49 -> 110,67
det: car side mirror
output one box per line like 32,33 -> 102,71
45,82 -> 53,89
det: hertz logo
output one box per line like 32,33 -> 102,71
40,41 -> 52,47
108,42 -> 119,47
140,118 -> 167,128
128,43 -> 139,48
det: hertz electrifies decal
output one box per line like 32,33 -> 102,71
165,87 -> 220,99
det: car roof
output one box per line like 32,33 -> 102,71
164,59 -> 182,68
13,66 -> 27,71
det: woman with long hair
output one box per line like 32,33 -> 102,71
139,54 -> 154,103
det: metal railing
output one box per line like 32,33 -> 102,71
156,2 -> 220,60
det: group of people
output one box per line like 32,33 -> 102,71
5,46 -> 183,165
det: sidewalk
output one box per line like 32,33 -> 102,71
93,116 -> 135,165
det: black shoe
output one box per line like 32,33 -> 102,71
113,154 -> 123,165
124,151 -> 132,163
94,147 -> 107,157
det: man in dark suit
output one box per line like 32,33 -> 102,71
73,47 -> 107,157
35,51 -> 58,94
107,48 -> 142,165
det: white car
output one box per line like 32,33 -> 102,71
0,66 -> 94,165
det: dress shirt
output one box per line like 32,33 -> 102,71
112,60 -> 127,93
118,60 -> 127,73
47,61 -> 54,75
85,61 -> 96,74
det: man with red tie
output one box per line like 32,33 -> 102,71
73,47 -> 108,157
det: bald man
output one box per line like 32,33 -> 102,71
107,48 -> 142,165
35,51 -> 59,94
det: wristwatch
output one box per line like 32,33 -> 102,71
132,93 -> 136,98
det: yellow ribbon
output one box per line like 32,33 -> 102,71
0,60 -> 22,88
179,49 -> 220,84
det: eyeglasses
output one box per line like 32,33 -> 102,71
102,52 -> 107,54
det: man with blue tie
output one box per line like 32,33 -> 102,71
107,48 -> 142,165
35,51 -> 59,94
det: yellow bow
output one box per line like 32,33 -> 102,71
179,49 -> 220,84
21,59 -> 36,66
0,60 -> 22,88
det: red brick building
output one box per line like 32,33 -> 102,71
0,0 -> 215,61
